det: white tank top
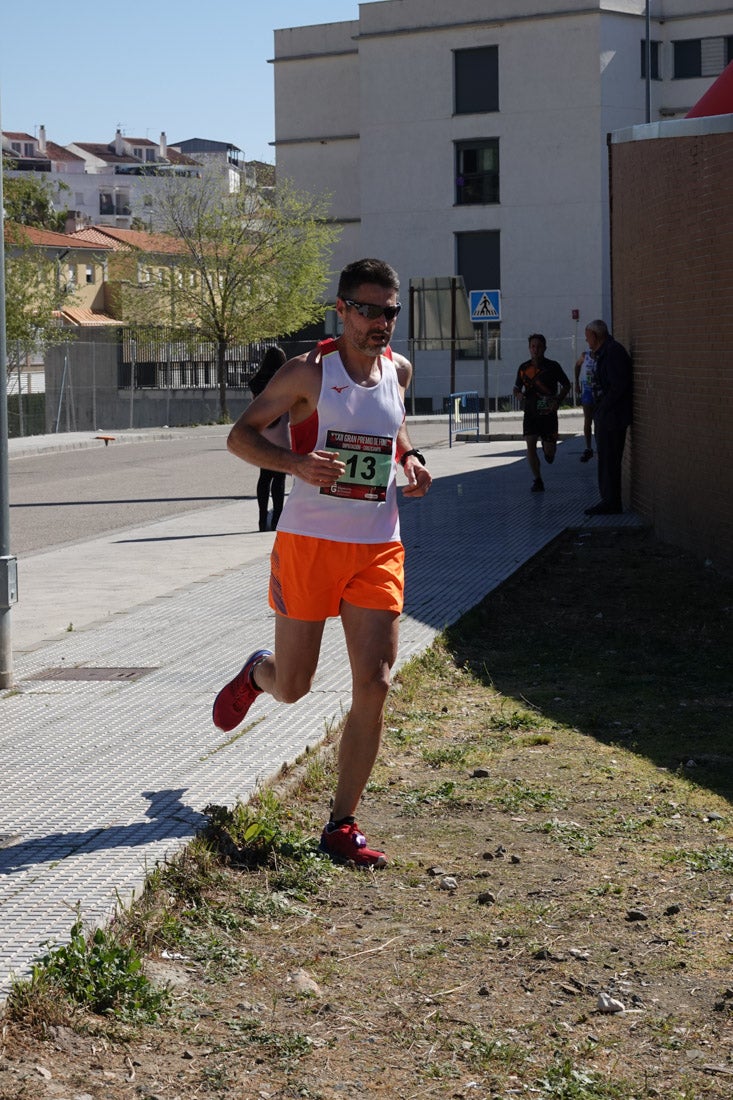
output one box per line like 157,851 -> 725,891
278,348 -> 405,544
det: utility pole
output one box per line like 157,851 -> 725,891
0,93 -> 19,688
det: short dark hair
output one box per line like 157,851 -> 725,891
528,333 -> 547,349
337,258 -> 400,301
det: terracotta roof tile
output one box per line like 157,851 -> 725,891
58,307 -> 121,326
4,223 -> 114,250
45,141 -> 85,163
72,142 -> 138,164
69,227 -> 133,250
72,225 -> 187,254
164,148 -> 202,165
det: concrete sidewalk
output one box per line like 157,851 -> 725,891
1,414 -> 638,998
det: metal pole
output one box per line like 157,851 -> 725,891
17,352 -> 24,437
482,322 -> 490,437
92,340 -> 97,429
0,93 -> 18,688
449,278 -> 457,395
55,349 -> 68,433
129,338 -> 136,429
408,284 -> 416,417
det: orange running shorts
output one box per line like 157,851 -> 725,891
269,532 -> 405,620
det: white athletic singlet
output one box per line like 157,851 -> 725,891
277,348 -> 405,544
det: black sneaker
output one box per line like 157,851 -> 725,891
531,477 -> 545,493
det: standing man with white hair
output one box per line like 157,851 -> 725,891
583,320 -> 632,515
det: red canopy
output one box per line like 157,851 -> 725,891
686,60 -> 733,118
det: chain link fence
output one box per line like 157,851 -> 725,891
6,331 -> 580,437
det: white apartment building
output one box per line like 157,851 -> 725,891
273,0 -> 733,407
1,129 -> 254,232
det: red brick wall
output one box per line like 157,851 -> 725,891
610,131 -> 733,574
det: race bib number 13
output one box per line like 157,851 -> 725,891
323,430 -> 393,501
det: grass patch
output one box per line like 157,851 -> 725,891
3,528 -> 733,1098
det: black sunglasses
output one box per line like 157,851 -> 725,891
344,298 -> 402,322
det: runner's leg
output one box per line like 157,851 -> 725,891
541,437 -> 557,464
525,436 -> 541,478
331,602 -> 400,822
254,615 -> 325,704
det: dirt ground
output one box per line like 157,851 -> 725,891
2,526 -> 733,1100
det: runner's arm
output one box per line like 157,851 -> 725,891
227,359 -> 344,486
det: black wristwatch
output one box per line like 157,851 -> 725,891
400,448 -> 426,468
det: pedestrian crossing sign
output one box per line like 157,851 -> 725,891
469,290 -> 501,322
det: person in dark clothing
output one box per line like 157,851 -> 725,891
513,334 -> 571,493
249,345 -> 288,530
583,320 -> 632,516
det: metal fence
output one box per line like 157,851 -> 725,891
118,329 -> 277,391
6,329 -> 581,437
448,391 -> 480,446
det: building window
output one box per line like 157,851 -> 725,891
85,265 -> 94,285
674,39 -> 702,78
728,36 -> 733,64
456,230 -> 500,294
674,36 -> 729,79
454,45 -> 499,114
99,191 -> 114,215
456,231 -> 500,359
456,140 -> 499,205
640,39 -> 660,80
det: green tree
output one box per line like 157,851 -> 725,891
3,171 -> 69,231
137,169 -> 340,420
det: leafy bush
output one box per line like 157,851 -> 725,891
11,914 -> 170,1024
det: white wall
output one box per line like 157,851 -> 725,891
274,0 -> 733,407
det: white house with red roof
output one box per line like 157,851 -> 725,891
3,127 -> 203,231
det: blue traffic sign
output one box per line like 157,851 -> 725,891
470,289 -> 501,322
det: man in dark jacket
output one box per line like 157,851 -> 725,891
584,320 -> 632,515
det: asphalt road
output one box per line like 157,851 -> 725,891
8,422 -> 452,557
8,427 -> 256,556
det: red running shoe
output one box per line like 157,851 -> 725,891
212,649 -> 272,732
319,819 -> 387,868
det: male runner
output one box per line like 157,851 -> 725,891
212,258 -> 432,867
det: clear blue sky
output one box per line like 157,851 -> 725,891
0,0 -> 360,164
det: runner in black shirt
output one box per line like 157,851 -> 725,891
513,333 -> 571,493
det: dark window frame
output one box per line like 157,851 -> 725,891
454,45 -> 499,115
455,138 -> 500,206
673,38 -> 702,79
455,230 -> 501,355
640,39 -> 661,80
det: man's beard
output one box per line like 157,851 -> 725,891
349,329 -> 390,357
